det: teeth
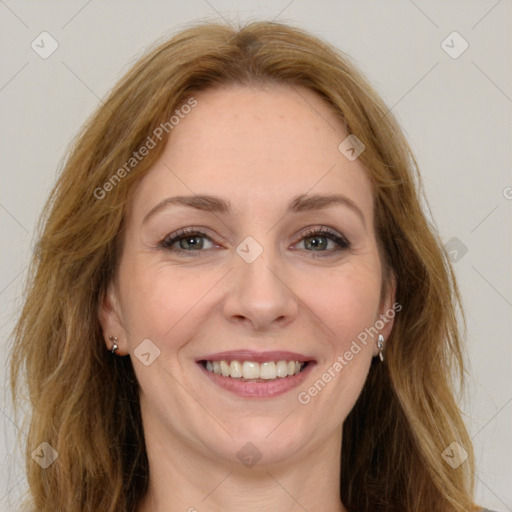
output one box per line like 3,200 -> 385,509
276,360 -> 288,377
204,359 -> 306,380
259,362 -> 276,380
242,361 -> 259,379
220,360 -> 230,377
230,360 -> 243,378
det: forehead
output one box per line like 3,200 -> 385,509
131,84 -> 374,222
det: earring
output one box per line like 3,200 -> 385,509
109,335 -> 119,355
377,334 -> 385,362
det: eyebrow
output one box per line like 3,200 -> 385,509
142,193 -> 366,227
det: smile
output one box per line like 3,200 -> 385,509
203,359 -> 308,380
196,350 -> 316,398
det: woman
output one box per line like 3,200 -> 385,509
10,20 -> 495,511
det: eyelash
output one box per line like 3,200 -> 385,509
159,226 -> 351,258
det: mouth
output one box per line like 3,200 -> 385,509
200,359 -> 310,381
196,350 -> 316,398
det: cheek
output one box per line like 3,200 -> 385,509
293,262 -> 381,421
297,259 -> 383,349
117,259 -> 217,347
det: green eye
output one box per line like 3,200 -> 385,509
160,229 -> 214,254
303,235 -> 330,251
159,226 -> 350,257
298,228 -> 350,253
176,235 -> 206,250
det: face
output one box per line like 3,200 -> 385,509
100,84 -> 395,468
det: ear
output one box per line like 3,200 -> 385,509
98,281 -> 128,355
373,270 -> 398,357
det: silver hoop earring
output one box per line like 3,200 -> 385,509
109,335 -> 119,355
377,334 -> 385,362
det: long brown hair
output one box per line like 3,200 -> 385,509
10,20 -> 479,511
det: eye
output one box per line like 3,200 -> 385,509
159,228 -> 216,255
158,226 -> 350,258
294,227 -> 350,256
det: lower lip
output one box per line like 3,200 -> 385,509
197,362 -> 316,398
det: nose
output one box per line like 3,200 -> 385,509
223,250 -> 299,332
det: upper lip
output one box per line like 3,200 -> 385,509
196,350 -> 315,363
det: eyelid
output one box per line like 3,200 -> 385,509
301,225 -> 348,240
159,225 -> 351,255
294,225 -> 350,249
159,227 -> 218,250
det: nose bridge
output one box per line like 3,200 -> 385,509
225,239 -> 298,329
239,250 -> 282,298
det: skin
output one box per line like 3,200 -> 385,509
100,84 -> 396,512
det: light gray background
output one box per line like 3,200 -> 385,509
1,1 -> 510,510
